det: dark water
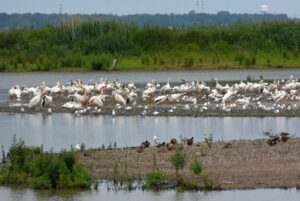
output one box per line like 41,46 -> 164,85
1,69 -> 300,89
0,186 -> 299,201
0,112 -> 298,151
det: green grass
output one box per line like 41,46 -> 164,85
143,171 -> 168,190
0,136 -> 92,189
1,50 -> 300,72
1,20 -> 300,71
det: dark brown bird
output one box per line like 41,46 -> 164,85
142,140 -> 150,148
83,152 -> 90,157
170,138 -> 177,145
223,142 -> 232,149
137,145 -> 144,153
267,136 -> 280,146
167,143 -> 175,151
281,132 -> 290,142
187,137 -> 194,146
156,142 -> 165,148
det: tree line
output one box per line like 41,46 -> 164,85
0,12 -> 288,29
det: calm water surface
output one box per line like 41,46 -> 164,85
0,186 -> 299,201
1,69 -> 300,89
0,112 -> 298,151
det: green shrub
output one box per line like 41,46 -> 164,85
91,54 -> 111,70
234,53 -> 245,65
144,171 -> 167,189
141,55 -> 150,65
153,56 -> 158,65
170,146 -> 186,176
0,137 -> 92,189
159,58 -> 165,65
183,57 -> 194,67
251,56 -> 256,65
201,173 -> 214,189
0,63 -> 6,71
189,160 -> 202,176
31,174 -> 52,189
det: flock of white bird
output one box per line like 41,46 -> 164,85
7,75 -> 300,115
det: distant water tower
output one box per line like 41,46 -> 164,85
260,5 -> 269,14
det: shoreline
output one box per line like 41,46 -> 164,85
2,105 -> 300,117
1,65 -> 300,73
78,138 -> 300,190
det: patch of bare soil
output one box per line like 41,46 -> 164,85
78,138 -> 300,190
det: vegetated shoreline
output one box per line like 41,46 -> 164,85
78,138 -> 300,190
2,20 -> 300,72
1,65 -> 300,73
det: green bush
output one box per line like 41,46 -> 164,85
201,173 -> 214,189
189,160 -> 202,176
234,53 -> 245,65
0,63 -> 6,71
251,56 -> 256,65
183,57 -> 194,67
170,146 -> 186,176
31,174 -> 52,189
141,55 -> 150,65
91,54 -> 111,70
0,137 -> 92,189
144,171 -> 167,189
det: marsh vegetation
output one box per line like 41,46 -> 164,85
0,20 -> 300,71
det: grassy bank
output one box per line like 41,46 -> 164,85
1,137 -> 300,190
0,20 -> 300,71
0,136 -> 92,189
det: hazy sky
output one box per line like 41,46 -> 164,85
1,0 -> 299,17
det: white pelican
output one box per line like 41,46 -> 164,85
49,82 -> 62,95
8,85 -> 21,100
89,95 -> 104,107
168,93 -> 183,103
62,101 -> 82,109
272,90 -> 287,102
222,88 -> 237,104
160,78 -> 171,94
154,95 -> 168,105
112,91 -> 126,106
128,81 -> 136,90
235,97 -> 250,106
41,95 -> 53,108
126,91 -> 137,105
143,85 -> 156,98
146,79 -> 157,89
29,89 -> 44,109
68,92 -> 89,105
